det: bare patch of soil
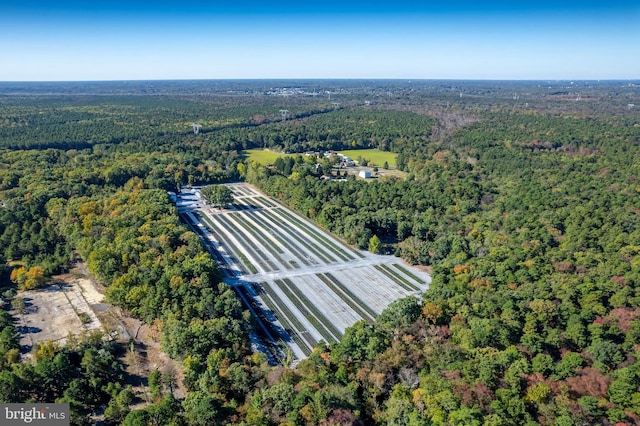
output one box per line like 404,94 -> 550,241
70,264 -> 188,402
12,273 -> 102,358
15,263 -> 186,404
409,263 -> 433,275
109,306 -> 186,401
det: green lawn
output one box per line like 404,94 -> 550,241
243,148 -> 397,168
243,149 -> 287,164
338,149 -> 397,167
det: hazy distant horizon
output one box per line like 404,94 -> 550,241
1,78 -> 639,84
2,1 -> 638,81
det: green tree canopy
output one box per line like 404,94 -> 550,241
200,185 -> 234,208
368,235 -> 382,254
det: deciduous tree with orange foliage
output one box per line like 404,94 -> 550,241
10,265 -> 46,290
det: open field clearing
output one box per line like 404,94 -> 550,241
244,148 -> 399,169
243,148 -> 287,164
338,149 -> 397,167
243,148 -> 407,180
177,183 -> 430,361
12,273 -> 104,357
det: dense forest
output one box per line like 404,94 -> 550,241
0,80 -> 639,425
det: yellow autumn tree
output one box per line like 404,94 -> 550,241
10,265 -> 46,290
35,340 -> 59,362
9,266 -> 26,284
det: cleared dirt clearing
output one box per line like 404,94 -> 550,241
13,273 -> 103,357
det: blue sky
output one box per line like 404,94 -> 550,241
1,1 -> 638,81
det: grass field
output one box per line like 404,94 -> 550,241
338,149 -> 397,167
243,149 -> 287,164
244,148 -> 397,168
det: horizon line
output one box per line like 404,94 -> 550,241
1,78 -> 639,83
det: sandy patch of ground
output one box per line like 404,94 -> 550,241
12,264 -> 185,401
411,263 -> 433,275
14,274 -> 103,356
70,265 -> 187,400
110,307 -> 186,400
